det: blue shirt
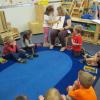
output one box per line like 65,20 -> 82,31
63,15 -> 71,27
81,14 -> 94,20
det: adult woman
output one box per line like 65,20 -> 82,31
50,6 -> 72,51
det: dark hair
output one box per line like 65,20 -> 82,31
16,96 -> 28,100
45,5 -> 54,15
23,30 -> 32,43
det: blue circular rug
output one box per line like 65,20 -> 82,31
0,49 -> 72,100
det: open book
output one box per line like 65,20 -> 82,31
52,16 -> 65,30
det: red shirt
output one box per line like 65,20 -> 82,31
3,43 -> 19,56
72,34 -> 82,52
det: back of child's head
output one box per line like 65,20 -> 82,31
78,70 -> 96,89
44,88 -> 62,100
23,30 -> 32,41
4,36 -> 14,44
74,25 -> 83,34
15,96 -> 28,100
45,5 -> 54,15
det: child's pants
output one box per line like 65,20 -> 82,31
73,51 -> 81,57
4,50 -> 26,61
43,27 -> 49,42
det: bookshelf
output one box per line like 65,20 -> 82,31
71,17 -> 100,45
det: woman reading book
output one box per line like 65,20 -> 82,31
50,6 -> 72,51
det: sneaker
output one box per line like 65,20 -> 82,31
17,58 -> 26,63
33,54 -> 39,57
50,45 -> 54,49
25,54 -> 32,59
60,47 -> 66,52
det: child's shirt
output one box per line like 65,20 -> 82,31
68,86 -> 97,100
43,14 -> 54,28
81,14 -> 94,19
23,39 -> 33,47
3,42 -> 19,56
72,34 -> 82,52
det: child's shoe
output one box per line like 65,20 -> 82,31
17,58 -> 26,63
25,54 -> 32,59
33,53 -> 39,57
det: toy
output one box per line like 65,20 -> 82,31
0,58 -> 7,64
84,66 -> 97,74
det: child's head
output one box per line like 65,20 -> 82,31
4,36 -> 14,44
15,96 -> 28,100
23,30 -> 32,42
73,25 -> 83,34
45,5 -> 54,16
78,70 -> 96,89
44,88 -> 62,100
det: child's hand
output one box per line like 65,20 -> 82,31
38,95 -> 44,100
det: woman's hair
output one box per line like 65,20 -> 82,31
44,88 -> 62,100
23,30 -> 32,43
57,6 -> 69,16
15,96 -> 28,100
74,25 -> 83,33
45,5 -> 54,15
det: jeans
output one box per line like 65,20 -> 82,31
4,50 -> 26,61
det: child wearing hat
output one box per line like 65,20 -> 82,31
67,70 -> 97,100
2,36 -> 31,63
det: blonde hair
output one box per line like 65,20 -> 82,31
57,6 -> 69,16
44,88 -> 62,100
4,36 -> 14,43
74,25 -> 83,33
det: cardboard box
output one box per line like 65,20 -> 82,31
28,21 -> 43,34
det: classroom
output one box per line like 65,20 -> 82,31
0,0 -> 100,100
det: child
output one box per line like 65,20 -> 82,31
22,30 -> 38,57
67,70 -> 97,100
81,9 -> 94,19
2,36 -> 31,63
38,88 -> 66,100
43,5 -> 58,47
82,51 -> 100,67
97,2 -> 100,19
72,25 -> 83,57
90,1 -> 97,18
15,96 -> 28,100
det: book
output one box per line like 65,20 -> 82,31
83,66 -> 97,74
52,16 -> 65,30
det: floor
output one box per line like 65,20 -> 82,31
0,33 -> 100,99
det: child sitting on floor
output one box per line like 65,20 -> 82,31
22,30 -> 38,57
82,51 -> 100,68
15,96 -> 28,100
72,25 -> 83,57
67,70 -> 97,100
2,36 -> 31,63
38,88 -> 66,100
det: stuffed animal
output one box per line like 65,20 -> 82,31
0,58 -> 7,64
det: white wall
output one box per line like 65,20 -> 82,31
0,1 -> 61,32
1,5 -> 35,32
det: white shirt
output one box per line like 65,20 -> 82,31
43,14 -> 54,28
